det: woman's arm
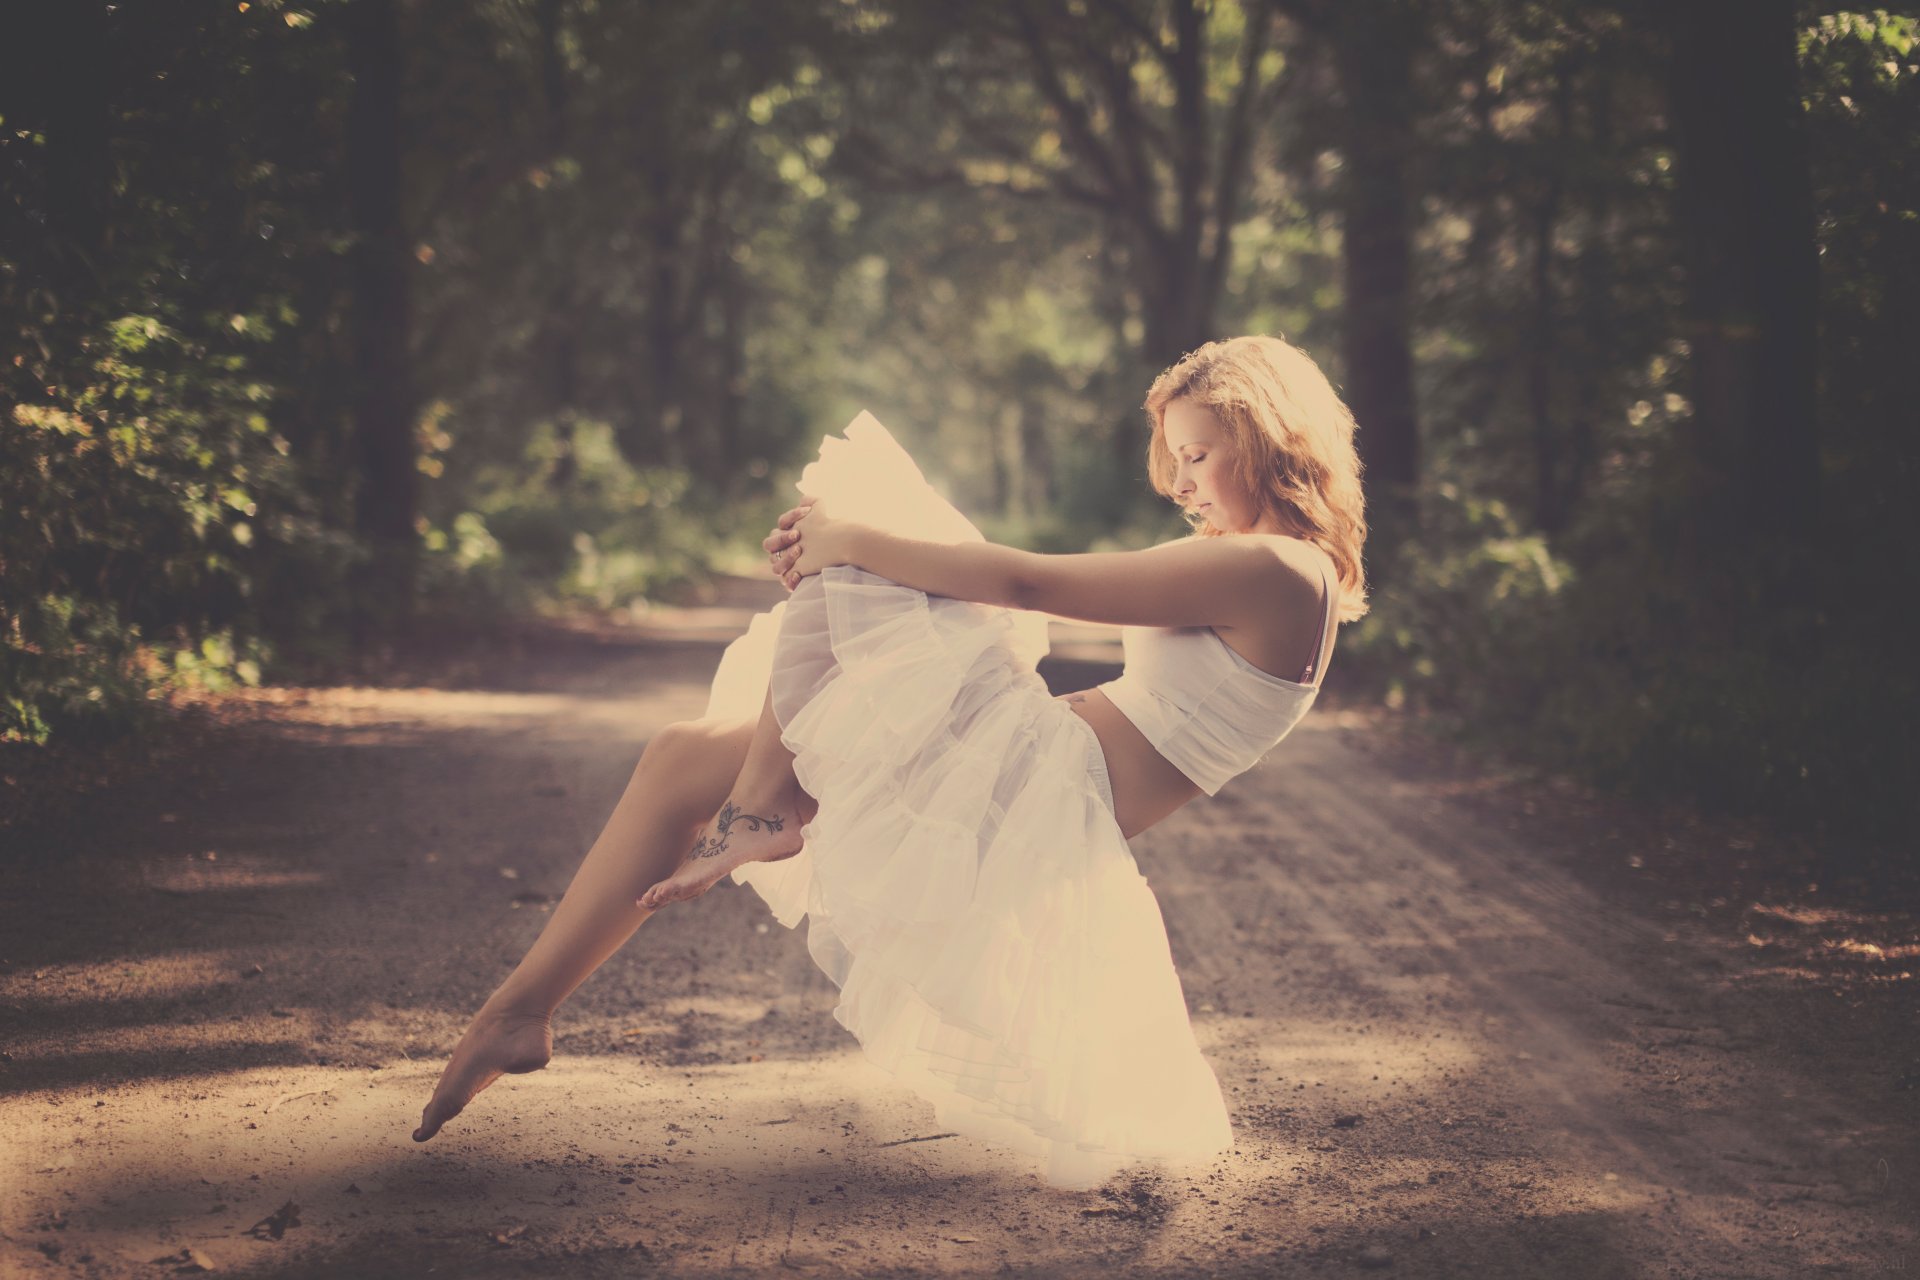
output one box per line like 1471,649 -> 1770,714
843,528 -> 1031,610
776,500 -> 1028,607
778,503 -> 1298,631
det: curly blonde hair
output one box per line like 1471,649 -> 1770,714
1144,335 -> 1371,622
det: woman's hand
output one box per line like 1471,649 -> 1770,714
763,501 -> 810,591
762,497 -> 861,591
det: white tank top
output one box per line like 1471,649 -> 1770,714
1095,551 -> 1336,796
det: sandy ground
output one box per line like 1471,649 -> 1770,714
2,575 -> 1915,1279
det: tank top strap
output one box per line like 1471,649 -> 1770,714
1297,554 -> 1337,687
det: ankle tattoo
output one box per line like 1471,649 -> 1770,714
689,799 -> 785,861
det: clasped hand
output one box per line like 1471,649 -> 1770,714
762,497 -> 851,592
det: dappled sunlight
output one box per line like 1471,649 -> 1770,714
1238,1018 -> 1484,1093
1727,963 -> 1916,985
5,1021 -> 320,1091
1,1045 -> 1017,1272
256,687 -> 692,733
144,860 -> 328,895
1726,900 -> 1920,987
1748,901 -> 1878,928
0,949 -> 255,1004
1344,1152 -> 1657,1215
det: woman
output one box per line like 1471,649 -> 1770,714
412,335 -> 1370,1189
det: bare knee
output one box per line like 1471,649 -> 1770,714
638,721 -> 699,773
633,716 -> 754,805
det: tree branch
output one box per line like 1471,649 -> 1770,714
838,127 -> 1112,211
1168,0 -> 1206,264
1006,0 -> 1157,232
1054,0 -> 1170,240
1086,0 -> 1176,73
1202,0 -> 1276,306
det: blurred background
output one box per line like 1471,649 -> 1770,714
2,0 -> 1914,845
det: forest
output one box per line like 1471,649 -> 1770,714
4,0 -> 1915,847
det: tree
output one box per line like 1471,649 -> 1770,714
344,0 -> 421,615
834,1 -> 1285,388
1275,0 -> 1426,554
1663,0 -> 1821,598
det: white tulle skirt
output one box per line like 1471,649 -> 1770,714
699,412 -> 1233,1189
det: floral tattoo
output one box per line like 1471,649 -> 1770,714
689,799 -> 785,861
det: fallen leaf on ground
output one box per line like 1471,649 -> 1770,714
150,1246 -> 216,1271
243,1200 -> 300,1240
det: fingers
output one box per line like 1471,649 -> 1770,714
765,496 -> 818,589
766,526 -> 803,593
765,532 -> 800,567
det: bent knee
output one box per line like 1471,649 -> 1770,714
637,715 -> 752,778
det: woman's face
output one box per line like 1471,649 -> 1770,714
1163,397 -> 1267,534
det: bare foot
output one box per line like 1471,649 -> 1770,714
638,782 -> 812,910
412,1008 -> 553,1142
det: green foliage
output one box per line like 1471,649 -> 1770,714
1,312 -> 307,741
1345,467 -> 1916,844
427,419 -> 722,616
3,0 -> 1914,852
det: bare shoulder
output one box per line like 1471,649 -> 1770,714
1261,534 -> 1333,582
1218,536 -> 1333,627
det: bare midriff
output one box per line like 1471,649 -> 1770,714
1054,686 -> 1203,841
1045,539 -> 1337,841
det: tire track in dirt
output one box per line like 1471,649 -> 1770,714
1135,718 -> 1912,1276
2,595 -> 1911,1278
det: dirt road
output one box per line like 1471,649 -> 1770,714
3,576 -> 1914,1277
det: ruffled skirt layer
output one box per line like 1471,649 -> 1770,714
699,413 -> 1232,1189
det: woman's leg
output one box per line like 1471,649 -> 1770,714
413,711 -> 762,1142
636,682 -> 813,909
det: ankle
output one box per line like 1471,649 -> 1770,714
475,994 -> 554,1026
714,783 -> 797,823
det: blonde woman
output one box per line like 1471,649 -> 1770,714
413,335 -> 1370,1189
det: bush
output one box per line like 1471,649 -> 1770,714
1342,481 -> 1914,845
2,312 -> 309,742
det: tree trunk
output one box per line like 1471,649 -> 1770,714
1666,0 -> 1821,596
344,0 -> 419,613
1530,64 -> 1573,536
1330,8 -> 1422,557
991,402 -> 1016,520
538,0 -> 578,492
1564,62 -> 1616,532
1019,398 -> 1053,522
644,155 -> 686,474
715,262 -> 749,499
